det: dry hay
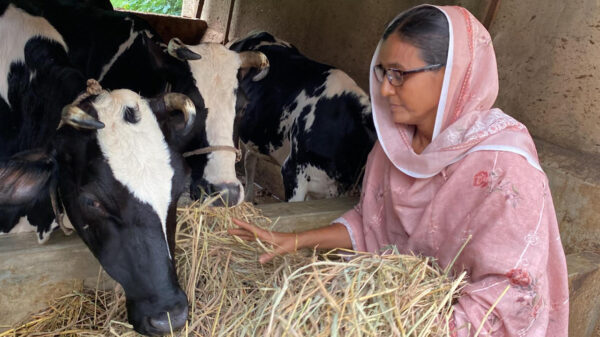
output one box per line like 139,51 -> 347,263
1,197 -> 466,337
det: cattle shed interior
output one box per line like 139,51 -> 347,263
2,0 -> 600,336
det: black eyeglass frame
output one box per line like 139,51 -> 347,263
374,63 -> 444,87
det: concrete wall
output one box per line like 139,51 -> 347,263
489,1 -> 600,255
491,0 -> 600,156
201,0 -> 600,255
200,0 -> 490,90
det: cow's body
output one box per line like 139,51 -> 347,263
229,32 -> 375,201
21,0 -> 249,206
0,2 -> 200,334
0,2 -> 84,241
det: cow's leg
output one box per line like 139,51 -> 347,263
243,149 -> 258,202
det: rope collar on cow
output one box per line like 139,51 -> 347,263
182,145 -> 242,162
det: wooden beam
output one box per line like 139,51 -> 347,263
482,0 -> 502,30
181,0 -> 204,19
195,0 -> 205,19
0,233 -> 111,327
223,0 -> 236,44
262,197 -> 358,233
121,10 -> 208,45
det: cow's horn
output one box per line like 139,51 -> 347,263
58,105 -> 105,130
164,93 -> 196,133
167,38 -> 202,60
238,51 -> 270,81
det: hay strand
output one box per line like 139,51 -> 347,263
3,199 -> 465,336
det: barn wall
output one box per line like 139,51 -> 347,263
491,0 -> 600,156
200,0 -> 490,90
489,0 -> 600,259
201,0 -> 600,255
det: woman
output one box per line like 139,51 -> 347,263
229,5 -> 569,336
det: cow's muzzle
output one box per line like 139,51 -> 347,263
129,288 -> 188,336
191,180 -> 244,207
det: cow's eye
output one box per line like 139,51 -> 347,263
85,198 -> 101,209
123,106 -> 140,124
80,193 -> 107,217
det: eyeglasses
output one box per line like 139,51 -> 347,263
374,63 -> 443,87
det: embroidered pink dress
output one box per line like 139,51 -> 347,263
336,5 -> 569,336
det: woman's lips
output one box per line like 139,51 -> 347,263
389,103 -> 404,111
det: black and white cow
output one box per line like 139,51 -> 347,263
0,2 -> 198,335
31,0 -> 269,206
229,32 -> 376,202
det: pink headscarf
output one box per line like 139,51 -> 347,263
371,5 -> 542,178
337,5 -> 569,336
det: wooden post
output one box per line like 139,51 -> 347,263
483,0 -> 501,30
223,0 -> 236,44
181,0 -> 204,19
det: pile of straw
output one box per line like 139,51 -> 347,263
1,199 -> 465,337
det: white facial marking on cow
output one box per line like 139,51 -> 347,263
288,164 -> 338,202
93,89 -> 174,256
98,19 -> 139,82
184,43 -> 242,191
0,5 -> 67,104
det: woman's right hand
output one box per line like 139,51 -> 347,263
228,217 -> 300,264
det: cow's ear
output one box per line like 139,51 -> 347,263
145,35 -> 169,71
0,150 -> 56,206
167,38 -> 202,61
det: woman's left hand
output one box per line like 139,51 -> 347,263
228,217 -> 299,263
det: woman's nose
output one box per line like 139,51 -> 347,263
380,77 -> 396,97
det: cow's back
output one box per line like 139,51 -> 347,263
230,32 -> 375,201
240,45 -> 323,148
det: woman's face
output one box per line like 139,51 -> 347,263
377,33 -> 445,135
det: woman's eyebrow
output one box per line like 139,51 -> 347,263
381,62 -> 405,70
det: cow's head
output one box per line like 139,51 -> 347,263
166,38 -> 269,206
0,88 -> 195,335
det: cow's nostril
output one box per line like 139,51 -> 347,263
211,183 -> 242,206
148,305 -> 188,333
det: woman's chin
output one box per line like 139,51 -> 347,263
391,112 -> 411,125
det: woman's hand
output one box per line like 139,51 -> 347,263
228,218 -> 300,264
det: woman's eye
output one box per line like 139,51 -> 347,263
391,71 -> 403,82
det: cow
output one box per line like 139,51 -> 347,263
0,2 -> 199,335
30,0 -> 269,206
228,32 -> 376,202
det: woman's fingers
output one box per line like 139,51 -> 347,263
230,217 -> 297,264
259,252 -> 276,264
227,228 -> 255,241
232,218 -> 268,238
258,241 -> 295,264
